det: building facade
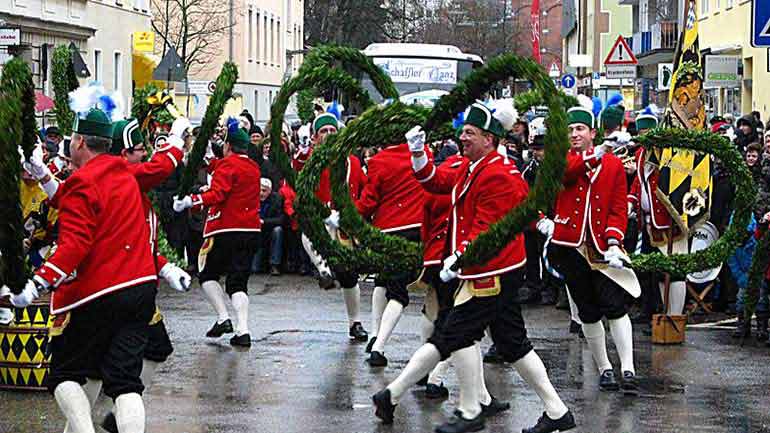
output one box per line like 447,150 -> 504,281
562,0 -> 634,100
1,0 -> 152,121
182,0 -> 304,126
698,0 -> 769,120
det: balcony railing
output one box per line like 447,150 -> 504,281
632,21 -> 679,56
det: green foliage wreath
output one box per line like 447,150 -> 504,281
0,59 -> 35,293
177,62 -> 238,196
52,45 -> 79,136
630,128 -> 755,278
294,52 -> 571,275
744,225 -> 770,329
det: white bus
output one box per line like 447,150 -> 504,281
361,43 -> 483,105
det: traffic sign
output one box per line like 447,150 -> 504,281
605,65 -> 637,80
561,73 -> 576,89
604,36 -> 638,66
752,0 -> 770,47
548,62 -> 561,78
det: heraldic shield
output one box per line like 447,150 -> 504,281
646,147 -> 712,238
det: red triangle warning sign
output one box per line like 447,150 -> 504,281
604,36 -> 638,65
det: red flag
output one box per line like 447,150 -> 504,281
531,0 -> 542,64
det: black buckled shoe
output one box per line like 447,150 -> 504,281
206,319 -> 233,338
349,322 -> 368,342
425,382 -> 449,399
417,375 -> 429,386
229,333 -> 251,347
522,411 -> 576,433
365,337 -> 377,353
367,350 -> 388,367
481,396 -> 511,417
621,371 -> 639,396
483,344 -> 505,364
599,369 -> 619,391
101,412 -> 118,433
372,389 -> 396,424
435,412 -> 485,433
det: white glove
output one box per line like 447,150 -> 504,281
324,210 -> 340,230
170,117 -> 192,139
166,135 -> 185,151
405,126 -> 426,153
593,144 -> 608,159
604,245 -> 629,269
0,285 -> 10,298
608,130 -> 632,146
159,263 -> 191,292
10,280 -> 39,308
440,251 -> 461,282
173,195 -> 193,212
536,218 -> 555,237
22,154 -> 51,180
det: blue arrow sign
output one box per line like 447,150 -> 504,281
561,73 -> 576,89
753,0 -> 770,47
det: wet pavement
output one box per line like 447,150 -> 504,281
3,274 -> 770,433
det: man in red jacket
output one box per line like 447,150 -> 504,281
174,126 -> 262,348
539,104 -> 640,395
355,134 -> 425,367
7,109 -> 158,433
373,102 -> 574,433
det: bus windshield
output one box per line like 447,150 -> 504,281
360,43 -> 483,105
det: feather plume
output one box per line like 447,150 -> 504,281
488,98 -> 518,131
327,100 -> 342,120
452,111 -> 465,130
576,94 -> 593,111
606,93 -> 624,108
591,97 -> 603,118
226,116 -> 241,138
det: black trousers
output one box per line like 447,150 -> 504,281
47,283 -> 157,399
144,319 -> 173,363
547,245 -> 629,323
199,232 -> 260,296
374,228 -> 421,307
428,269 -> 533,362
524,228 -> 544,288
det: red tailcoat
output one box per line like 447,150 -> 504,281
36,155 -> 157,314
421,155 -> 465,266
356,143 -> 426,233
414,151 -> 528,280
552,148 -> 628,253
191,153 -> 262,237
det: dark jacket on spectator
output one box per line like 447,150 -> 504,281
260,192 -> 287,229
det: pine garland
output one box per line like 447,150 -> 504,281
295,53 -> 571,275
177,62 -> 238,196
296,89 -> 316,124
513,89 -> 579,115
0,63 -> 30,294
267,45 -> 399,188
1,59 -> 37,159
51,45 -> 79,136
630,128 -> 755,278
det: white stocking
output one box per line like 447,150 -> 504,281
513,350 -> 569,420
231,292 -> 250,336
608,314 -> 635,374
370,286 -> 387,338
581,321 -> 612,372
452,345 -> 482,419
342,285 -> 361,325
114,393 -> 145,433
371,300 -> 403,353
201,281 -> 230,322
660,280 -> 686,315
386,343 -> 441,403
55,381 -> 95,433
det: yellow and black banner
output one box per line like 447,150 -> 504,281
650,148 -> 712,236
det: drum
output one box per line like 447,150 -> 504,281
687,222 -> 723,284
0,293 -> 52,391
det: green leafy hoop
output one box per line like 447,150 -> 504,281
630,128 -> 755,278
296,53 -> 572,275
266,45 -> 399,188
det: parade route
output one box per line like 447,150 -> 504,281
2,276 -> 770,433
